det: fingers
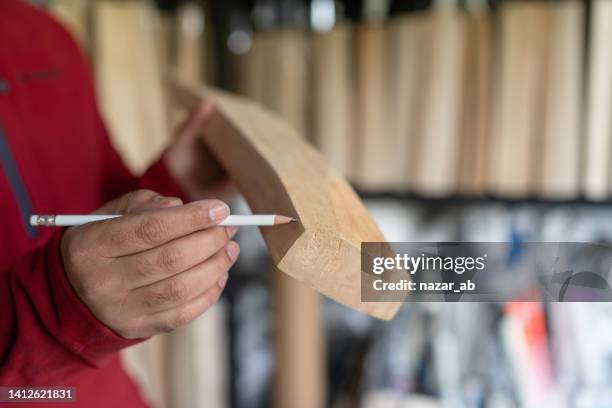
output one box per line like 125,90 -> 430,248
120,225 -> 238,287
96,199 -> 230,257
143,283 -> 223,336
131,241 -> 239,317
93,189 -> 182,215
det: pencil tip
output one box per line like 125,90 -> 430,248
274,215 -> 297,225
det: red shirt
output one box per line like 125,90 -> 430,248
0,1 -> 185,406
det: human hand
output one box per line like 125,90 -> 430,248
164,103 -> 237,201
60,189 -> 240,339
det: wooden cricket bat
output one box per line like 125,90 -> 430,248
488,1 -> 550,198
311,22 -> 354,178
458,4 -> 493,196
354,21 -> 389,190
171,80 -> 401,321
93,0 -> 170,174
412,3 -> 466,197
584,0 -> 612,200
540,0 -> 584,199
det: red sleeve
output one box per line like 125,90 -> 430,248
0,230 -> 140,385
0,3 -> 186,386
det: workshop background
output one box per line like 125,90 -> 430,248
33,0 -> 612,407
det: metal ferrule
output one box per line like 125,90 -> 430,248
34,215 -> 56,226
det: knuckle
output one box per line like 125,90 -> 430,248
166,279 -> 189,301
172,309 -> 194,328
108,227 -> 130,247
189,204 -> 209,226
157,245 -> 183,271
135,255 -> 158,279
132,189 -> 156,201
135,217 -> 167,244
146,279 -> 189,308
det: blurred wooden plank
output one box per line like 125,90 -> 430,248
458,9 -> 492,196
48,0 -> 90,53
93,0 -> 170,174
175,1 -> 205,84
489,2 -> 550,198
120,335 -> 169,408
354,22 -> 389,190
412,6 -> 466,197
168,302 -> 228,408
311,23 -> 354,177
386,12 -> 431,192
584,0 -> 612,200
540,0 -> 583,199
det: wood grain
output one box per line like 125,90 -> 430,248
171,80 -> 401,321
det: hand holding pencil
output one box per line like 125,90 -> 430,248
57,189 -> 280,339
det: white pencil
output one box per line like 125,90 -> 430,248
30,214 -> 297,227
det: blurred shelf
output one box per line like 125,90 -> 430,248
356,189 -> 612,207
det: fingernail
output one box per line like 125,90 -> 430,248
226,241 -> 240,261
218,275 -> 228,290
226,226 -> 238,238
209,203 -> 230,222
153,195 -> 166,202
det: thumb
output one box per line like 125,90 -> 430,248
174,102 -> 215,147
93,190 -> 183,215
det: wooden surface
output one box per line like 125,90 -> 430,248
93,0 -> 170,174
458,10 -> 492,196
168,303 -> 228,408
49,0 -> 90,53
540,0 -> 583,199
413,7 -> 465,197
489,2 -> 549,198
387,13 -> 431,191
584,0 -> 612,200
354,22 -> 389,190
172,81 -> 400,321
311,23 -> 354,178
